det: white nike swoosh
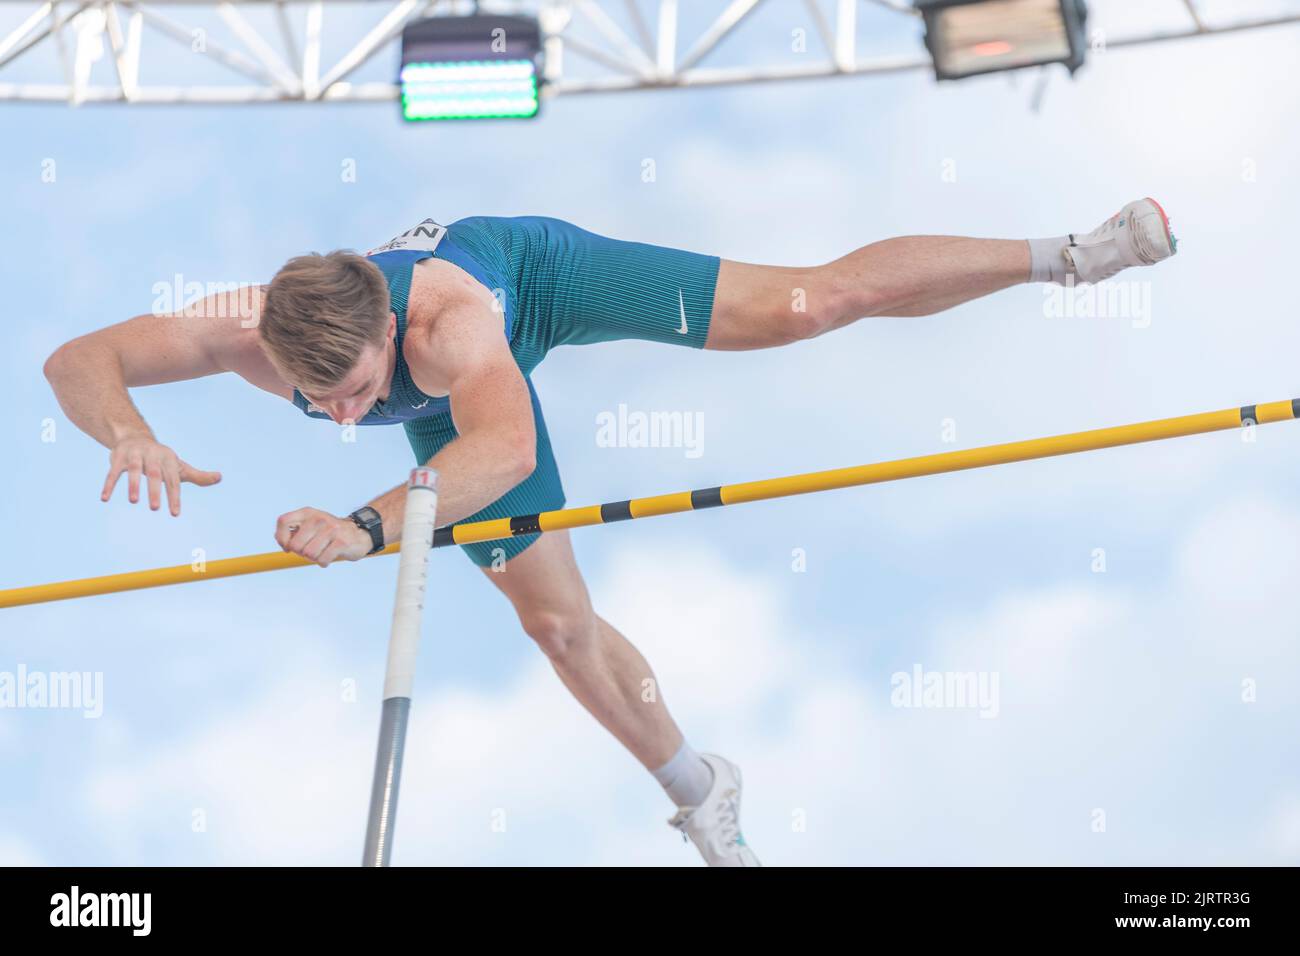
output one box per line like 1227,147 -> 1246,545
678,289 -> 689,334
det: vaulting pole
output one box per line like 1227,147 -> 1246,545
1,399 -> 1295,610
362,466 -> 439,867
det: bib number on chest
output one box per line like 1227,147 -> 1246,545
368,218 -> 448,255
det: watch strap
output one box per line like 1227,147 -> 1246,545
348,506 -> 385,556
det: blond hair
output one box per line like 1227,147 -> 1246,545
260,251 -> 389,393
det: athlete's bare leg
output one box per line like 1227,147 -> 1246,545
705,236 -> 1031,351
480,530 -> 684,770
706,197 -> 1179,351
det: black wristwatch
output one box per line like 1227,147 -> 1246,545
348,506 -> 385,555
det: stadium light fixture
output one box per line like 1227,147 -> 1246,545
399,14 -> 543,121
916,0 -> 1089,81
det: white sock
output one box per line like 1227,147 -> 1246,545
1027,236 -> 1073,285
652,741 -> 714,808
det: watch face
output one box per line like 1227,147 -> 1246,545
352,510 -> 384,554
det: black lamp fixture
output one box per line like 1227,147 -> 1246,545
916,0 -> 1089,81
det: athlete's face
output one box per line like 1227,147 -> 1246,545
301,319 -> 396,425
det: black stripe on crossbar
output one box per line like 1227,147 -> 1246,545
1293,398 -> 1299,419
509,514 -> 542,536
1240,405 -> 1257,425
432,527 -> 455,548
600,501 -> 633,522
691,487 -> 724,509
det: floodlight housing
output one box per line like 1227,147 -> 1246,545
400,14 -> 543,121
916,0 -> 1089,81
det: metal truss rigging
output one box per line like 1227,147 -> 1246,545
1,0 -> 1297,106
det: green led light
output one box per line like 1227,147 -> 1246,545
400,59 -> 540,121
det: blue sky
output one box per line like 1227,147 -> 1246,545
2,0 -> 1299,865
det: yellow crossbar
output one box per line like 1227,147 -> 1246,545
2,399 -> 1294,609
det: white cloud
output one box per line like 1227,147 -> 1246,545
0,834 -> 44,867
1261,793 -> 1300,863
1173,497 -> 1300,658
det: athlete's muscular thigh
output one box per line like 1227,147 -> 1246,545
480,531 -> 595,657
704,259 -> 841,351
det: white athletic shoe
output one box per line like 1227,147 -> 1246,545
667,753 -> 761,867
1065,197 -> 1177,283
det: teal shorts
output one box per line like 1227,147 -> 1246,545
405,217 -> 721,567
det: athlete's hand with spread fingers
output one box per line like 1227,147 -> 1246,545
275,508 -> 372,567
102,435 -> 222,516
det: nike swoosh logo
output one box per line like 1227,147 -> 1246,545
677,289 -> 689,334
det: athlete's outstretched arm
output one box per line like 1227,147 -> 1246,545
43,292 -> 243,513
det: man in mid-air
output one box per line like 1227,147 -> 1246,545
43,200 -> 1175,865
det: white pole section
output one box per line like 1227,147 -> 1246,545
362,466 -> 439,867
